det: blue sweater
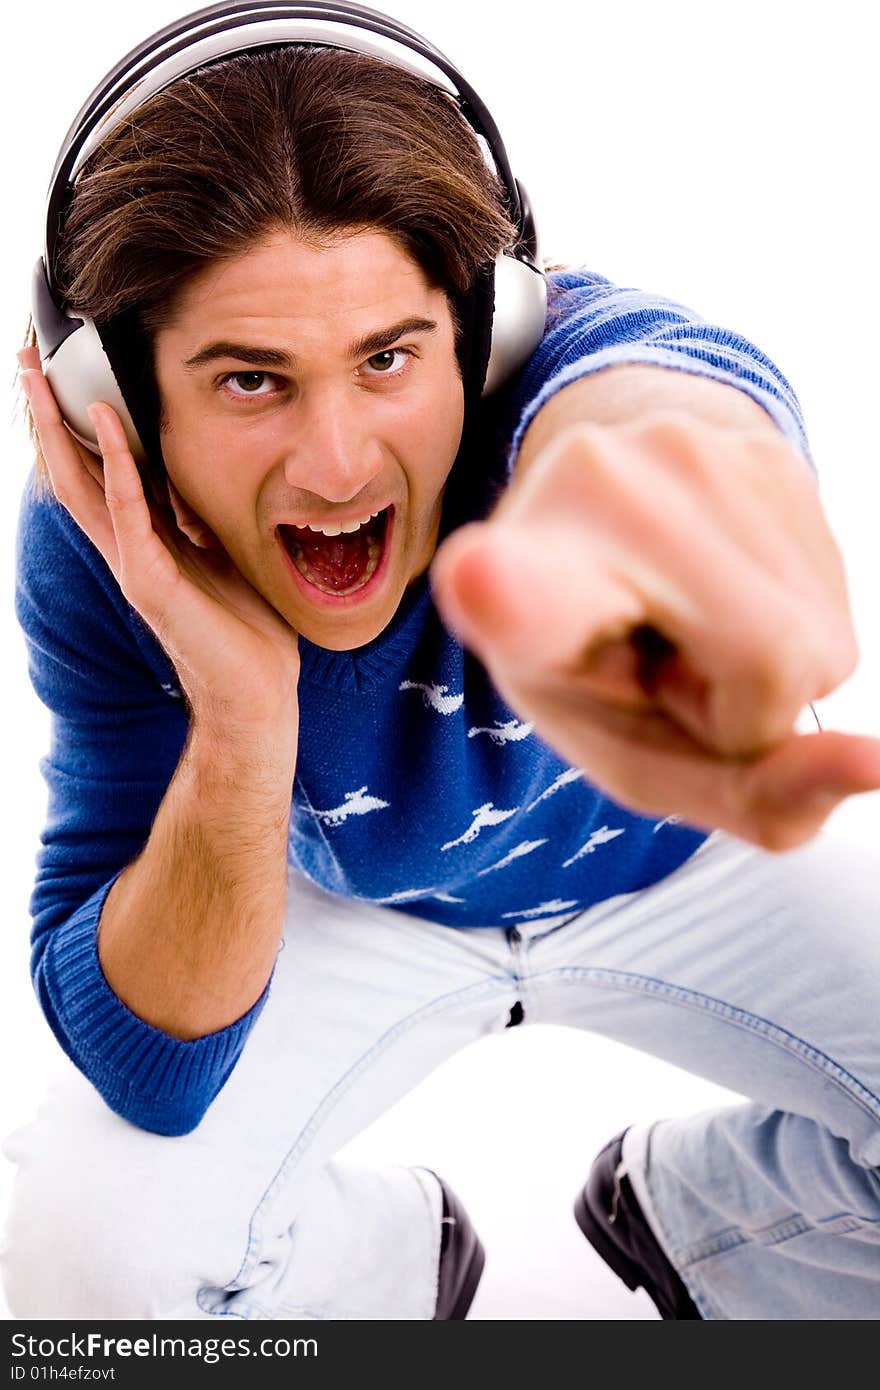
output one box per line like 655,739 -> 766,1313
15,269 -> 812,1135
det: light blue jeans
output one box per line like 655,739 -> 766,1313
2,826 -> 878,1319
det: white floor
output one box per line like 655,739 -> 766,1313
337,1023 -> 731,1320
2,1019 -> 747,1321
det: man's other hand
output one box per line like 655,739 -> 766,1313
430,412 -> 880,851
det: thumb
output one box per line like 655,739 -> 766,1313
750,730 -> 880,816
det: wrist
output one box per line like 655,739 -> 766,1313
190,690 -> 298,751
185,709 -> 299,803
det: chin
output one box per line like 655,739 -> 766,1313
289,593 -> 401,652
298,618 -> 389,652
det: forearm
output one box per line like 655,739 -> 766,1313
97,713 -> 298,1041
513,363 -> 785,489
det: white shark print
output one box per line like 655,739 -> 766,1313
653,814 -> 682,832
398,680 -> 464,715
525,766 -> 584,813
562,825 -> 626,867
310,786 -> 390,827
441,802 -> 518,851
502,899 -> 579,920
478,839 -> 548,876
467,718 -> 534,745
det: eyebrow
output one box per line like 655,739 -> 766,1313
182,316 -> 439,371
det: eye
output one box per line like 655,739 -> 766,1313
359,348 -> 412,378
220,371 -> 280,398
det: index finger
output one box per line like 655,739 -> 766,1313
431,519 -> 647,676
17,346 -> 42,372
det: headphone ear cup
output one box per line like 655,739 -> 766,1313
40,316 -> 147,465
482,251 -> 548,396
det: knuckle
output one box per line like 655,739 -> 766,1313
720,774 -> 790,852
547,422 -> 609,476
51,480 -> 73,512
773,602 -> 860,707
831,626 -> 860,683
814,630 -> 860,698
32,381 -> 60,423
643,414 -> 721,486
634,410 -> 703,453
525,424 -> 614,509
748,429 -> 809,476
556,425 -> 637,497
103,484 -> 127,511
118,572 -> 165,636
751,817 -> 805,853
751,605 -> 821,706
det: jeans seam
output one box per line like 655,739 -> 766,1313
675,1211 -> 880,1282
537,966 -> 880,1122
196,974 -> 513,1316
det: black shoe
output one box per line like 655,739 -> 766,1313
424,1172 -> 485,1319
574,1129 -> 701,1319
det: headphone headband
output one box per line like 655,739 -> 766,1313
35,0 -> 547,467
46,0 -> 526,293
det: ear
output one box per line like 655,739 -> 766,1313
165,475 -> 223,550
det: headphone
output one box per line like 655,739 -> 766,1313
31,0 -> 548,466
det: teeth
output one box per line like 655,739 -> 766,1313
289,536 -> 382,595
303,508 -> 383,537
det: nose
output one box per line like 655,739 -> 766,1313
280,388 -> 383,504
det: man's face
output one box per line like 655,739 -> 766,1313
153,227 -> 465,650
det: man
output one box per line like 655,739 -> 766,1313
6,8 -> 880,1321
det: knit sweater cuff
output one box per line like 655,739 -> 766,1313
38,873 -> 273,1136
507,344 -> 814,477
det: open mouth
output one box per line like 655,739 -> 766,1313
278,507 -> 392,597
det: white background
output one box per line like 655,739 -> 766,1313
1,0 -> 878,1320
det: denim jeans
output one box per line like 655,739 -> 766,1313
2,826 -> 878,1319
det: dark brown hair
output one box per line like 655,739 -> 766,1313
26,43 -> 520,495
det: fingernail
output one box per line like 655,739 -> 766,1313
19,370 -> 34,401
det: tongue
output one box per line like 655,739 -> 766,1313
292,525 -> 371,590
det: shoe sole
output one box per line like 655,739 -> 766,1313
446,1235 -> 486,1320
573,1183 -> 643,1294
433,1175 -> 487,1319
